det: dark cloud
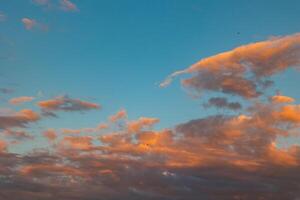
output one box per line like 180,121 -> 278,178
203,97 -> 242,110
0,109 -> 40,129
0,88 -> 14,94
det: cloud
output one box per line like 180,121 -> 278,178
21,18 -> 48,31
21,18 -> 37,30
127,117 -> 160,133
0,109 -> 40,129
59,0 -> 78,12
203,97 -> 242,110
60,123 -> 108,135
59,136 -> 93,151
3,33 -> 300,199
9,96 -> 35,105
109,109 -> 127,122
1,129 -> 34,140
32,0 -> 79,12
271,94 -> 295,104
161,33 -> 300,98
0,140 -> 7,152
0,11 -> 6,22
32,0 -> 50,5
37,95 -> 100,114
1,102 -> 300,199
0,88 -> 14,94
43,129 -> 57,141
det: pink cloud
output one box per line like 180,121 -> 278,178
59,0 -> 78,12
21,18 -> 37,30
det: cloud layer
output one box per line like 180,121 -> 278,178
1,33 -> 300,199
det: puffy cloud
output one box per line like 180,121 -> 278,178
38,96 -> 100,114
21,18 -> 37,30
274,104 -> 300,123
271,95 -> 295,103
43,129 -> 57,141
59,0 -> 78,12
161,33 -> 300,98
203,97 -> 242,110
9,96 -> 35,105
0,109 -> 40,129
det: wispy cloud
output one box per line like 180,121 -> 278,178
0,11 -> 6,22
0,88 -> 14,94
21,18 -> 48,31
32,0 -> 50,6
9,96 -> 35,105
59,0 -> 78,12
32,0 -> 79,12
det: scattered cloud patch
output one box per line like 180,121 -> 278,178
9,96 -> 35,105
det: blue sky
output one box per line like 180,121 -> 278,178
2,0 -> 300,127
2,1 -> 300,199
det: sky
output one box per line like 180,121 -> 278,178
1,0 -> 300,199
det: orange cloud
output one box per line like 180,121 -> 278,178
9,96 -> 34,105
60,136 -> 93,150
0,109 -> 40,129
275,104 -> 300,123
271,95 -> 295,103
127,117 -> 160,133
38,96 -> 100,114
0,140 -> 7,152
161,33 -> 300,98
109,109 -> 127,122
43,129 -> 57,141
